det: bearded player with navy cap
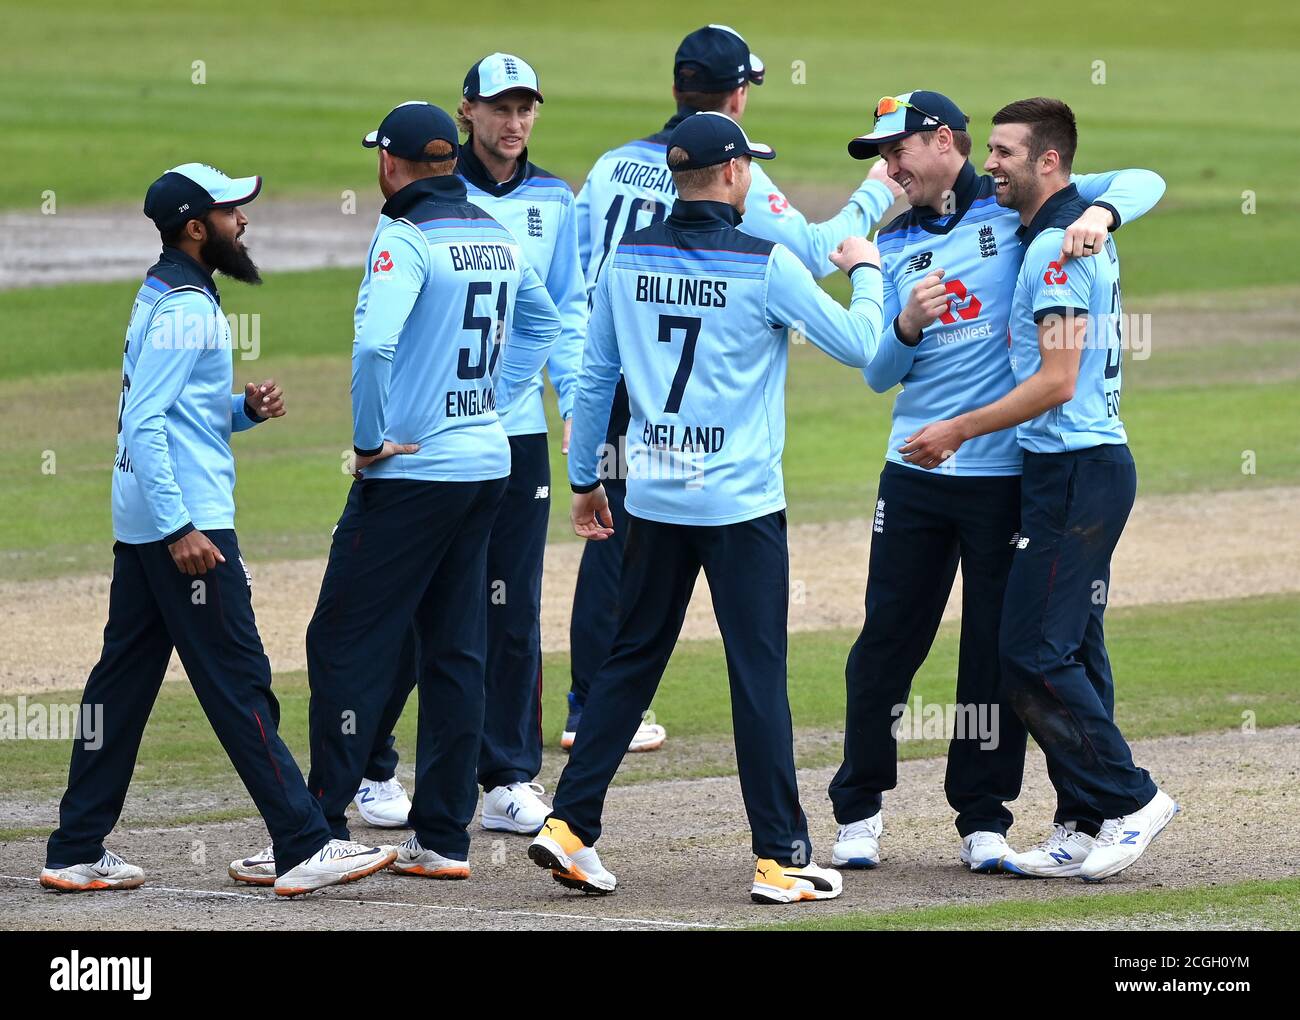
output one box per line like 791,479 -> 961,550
827,89 -> 1166,876
350,55 -> 588,838
561,24 -> 905,759
42,163 -> 396,897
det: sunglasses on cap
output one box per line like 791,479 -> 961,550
874,95 -> 944,123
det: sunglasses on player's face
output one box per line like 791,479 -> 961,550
874,95 -> 943,124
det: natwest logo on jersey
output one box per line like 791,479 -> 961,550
372,250 -> 394,273
937,278 -> 981,324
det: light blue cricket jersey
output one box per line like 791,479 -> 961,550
351,175 -> 562,482
568,199 -> 885,527
573,106 -> 897,287
458,142 -> 586,436
868,161 -> 1163,475
112,246 -> 264,545
1010,184 -> 1127,452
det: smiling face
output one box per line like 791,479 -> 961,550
878,129 -> 957,212
460,91 -> 537,164
983,122 -> 1039,211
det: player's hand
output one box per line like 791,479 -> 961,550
868,157 -> 906,200
1060,205 -> 1114,260
244,379 -> 285,420
898,418 -> 967,470
353,440 -> 420,479
571,485 -> 614,541
562,416 -> 573,455
830,237 -> 880,275
897,269 -> 948,341
168,529 -> 226,576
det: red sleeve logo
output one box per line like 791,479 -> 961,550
768,193 -> 788,215
373,250 -> 394,273
1043,260 -> 1068,285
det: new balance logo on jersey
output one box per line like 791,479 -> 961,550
873,498 -> 885,534
534,486 -> 549,499
527,205 -> 543,238
905,251 -> 933,274
979,225 -> 998,259
1009,533 -> 1030,549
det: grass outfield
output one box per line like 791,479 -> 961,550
3,594 -> 1295,839
3,271 -> 1298,579
2,1 -> 1298,295
757,876 -> 1300,930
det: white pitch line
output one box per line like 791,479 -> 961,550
0,874 -> 723,929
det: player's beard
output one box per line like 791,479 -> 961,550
201,230 -> 262,285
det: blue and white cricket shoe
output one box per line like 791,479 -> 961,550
1002,823 -> 1095,878
1079,789 -> 1179,882
482,781 -> 551,835
831,811 -> 882,869
960,830 -> 1014,873
354,777 -> 412,828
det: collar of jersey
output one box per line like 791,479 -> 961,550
1015,183 -> 1082,245
911,160 -> 982,235
457,136 -> 530,197
666,199 -> 742,230
158,245 -> 219,301
381,175 -> 469,219
657,103 -> 696,140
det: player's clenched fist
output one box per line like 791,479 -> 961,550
897,269 -> 949,343
244,379 -> 286,420
1059,205 -> 1114,260
168,529 -> 227,576
829,236 -> 880,275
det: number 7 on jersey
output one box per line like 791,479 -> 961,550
657,314 -> 701,414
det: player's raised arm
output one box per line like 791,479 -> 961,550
762,240 -> 885,368
1065,168 -> 1166,258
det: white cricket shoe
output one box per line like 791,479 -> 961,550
273,839 -> 396,897
960,830 -> 1013,873
751,859 -> 843,904
831,812 -> 882,870
229,845 -> 276,886
628,719 -> 667,753
1002,823 -> 1096,878
389,833 -> 470,879
354,777 -> 412,828
482,781 -> 550,835
1080,789 -> 1179,883
528,818 -> 617,894
40,850 -> 144,892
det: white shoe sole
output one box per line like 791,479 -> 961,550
481,812 -> 546,835
750,881 -> 842,904
830,850 -> 879,870
228,864 -> 276,887
527,836 -> 615,894
274,849 -> 397,897
1003,858 -> 1083,878
389,859 -> 470,880
39,871 -> 144,893
1081,801 -> 1180,883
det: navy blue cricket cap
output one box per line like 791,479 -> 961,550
363,101 -> 459,161
143,162 -> 261,235
674,24 -> 765,93
848,90 -> 970,159
666,112 -> 775,171
463,52 -> 544,103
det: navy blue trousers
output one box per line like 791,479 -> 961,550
1000,444 -> 1155,823
47,532 -> 331,877
552,510 -> 812,864
567,476 -> 627,704
829,463 -> 1029,837
305,476 -> 505,859
568,379 -> 631,705
364,434 -> 550,792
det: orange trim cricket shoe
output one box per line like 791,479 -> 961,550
528,817 -> 617,894
750,858 -> 843,904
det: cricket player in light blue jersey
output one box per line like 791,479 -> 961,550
827,90 -> 1166,876
562,23 -> 905,758
901,98 -> 1177,882
353,55 -> 587,837
44,163 -> 395,898
231,102 -> 561,885
528,112 -> 885,904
